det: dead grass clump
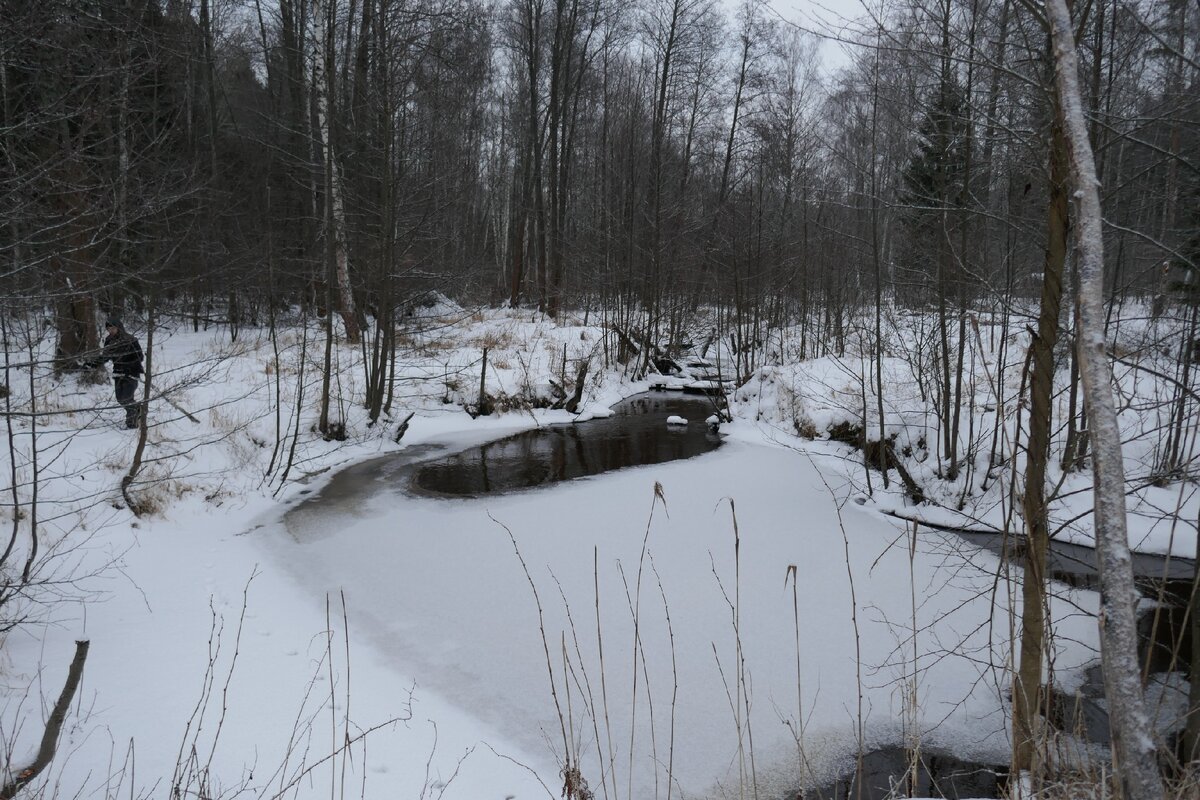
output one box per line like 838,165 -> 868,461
1026,763 -> 1200,800
795,416 -> 819,439
1029,771 -> 1110,799
122,464 -> 190,517
483,392 -> 530,414
125,487 -> 167,517
560,765 -> 594,800
195,336 -> 254,364
475,329 -> 515,350
208,405 -> 247,432
101,450 -> 130,471
395,332 -> 457,356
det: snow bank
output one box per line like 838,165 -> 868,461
728,310 -> 1199,559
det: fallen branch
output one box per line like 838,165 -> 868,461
879,510 -> 1003,536
161,392 -> 201,424
1,640 -> 90,800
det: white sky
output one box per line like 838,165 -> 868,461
765,0 -> 875,73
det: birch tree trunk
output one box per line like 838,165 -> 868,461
1044,1 -> 1163,796
312,0 -> 361,345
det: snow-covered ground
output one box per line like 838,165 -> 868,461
735,307 -> 1200,559
0,303 -> 1192,799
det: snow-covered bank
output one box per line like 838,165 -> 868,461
0,303 -> 1192,799
8,487 -> 556,800
1,308 -> 638,799
733,308 -> 1200,561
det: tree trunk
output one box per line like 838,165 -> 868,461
1013,98 -> 1069,778
313,0 -> 360,344
0,641 -> 90,800
869,40 -> 888,488
1045,0 -> 1164,796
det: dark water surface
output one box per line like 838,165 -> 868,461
810,747 -> 1008,800
411,393 -> 723,496
952,529 -> 1196,675
951,530 -> 1196,590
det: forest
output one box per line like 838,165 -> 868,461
1,0 -> 1199,798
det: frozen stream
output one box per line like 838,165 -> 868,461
268,400 -> 1104,799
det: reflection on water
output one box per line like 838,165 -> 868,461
412,393 -> 723,496
953,529 -> 1196,678
809,746 -> 1008,800
951,530 -> 1195,590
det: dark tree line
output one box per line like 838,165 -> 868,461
0,0 -> 1193,471
1,0 -> 1196,459
2,0 -> 1194,357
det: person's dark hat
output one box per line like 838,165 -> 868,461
104,317 -> 122,329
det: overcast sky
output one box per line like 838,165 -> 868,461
764,0 -> 873,73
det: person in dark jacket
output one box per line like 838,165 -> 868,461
91,318 -> 144,429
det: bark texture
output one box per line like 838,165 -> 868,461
1045,0 -> 1164,796
1014,107 -> 1069,775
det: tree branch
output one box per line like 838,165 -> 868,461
1,640 -> 90,800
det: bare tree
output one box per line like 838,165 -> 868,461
1045,0 -> 1164,796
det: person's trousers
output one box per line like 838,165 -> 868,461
114,377 -> 142,428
